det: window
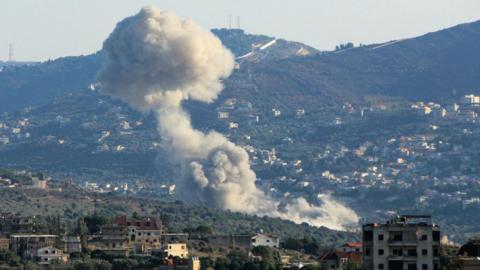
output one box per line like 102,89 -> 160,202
408,264 -> 416,270
422,264 -> 428,270
420,234 -> 428,241
378,234 -> 384,241
392,232 -> 403,241
422,249 -> 428,256
407,249 -> 417,257
378,249 -> 384,255
392,248 -> 402,256
378,264 -> 384,269
434,263 -> 439,270
365,248 -> 371,256
432,231 -> 440,241
330,264 -> 336,269
363,231 -> 373,241
433,248 -> 439,256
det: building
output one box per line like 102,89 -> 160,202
0,213 -> 34,234
165,243 -> 189,258
10,234 -> 57,259
320,251 -> 362,270
251,233 -> 279,248
0,237 -> 9,250
159,257 -> 201,270
462,94 -> 480,106
337,242 -> 363,253
362,215 -> 440,270
97,215 -> 162,255
36,246 -> 69,265
63,236 -> 82,254
31,176 -> 48,189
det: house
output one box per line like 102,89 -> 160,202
165,243 -> 189,259
10,234 -> 57,259
159,257 -> 201,270
0,237 -> 9,250
320,252 -> 339,270
0,213 -> 34,234
63,236 -> 82,254
36,246 -> 69,265
337,242 -> 362,253
251,233 -> 279,248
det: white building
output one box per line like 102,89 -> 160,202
462,94 -> 480,105
251,234 -> 280,248
36,246 -> 69,265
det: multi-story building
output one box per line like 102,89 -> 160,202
36,246 -> 69,265
10,234 -> 57,259
97,215 -> 162,255
0,213 -> 34,234
63,236 -> 82,254
363,215 -> 440,270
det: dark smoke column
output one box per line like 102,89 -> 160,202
97,6 -> 359,230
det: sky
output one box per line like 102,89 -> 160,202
1,0 -> 479,62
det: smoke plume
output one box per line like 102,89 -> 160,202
98,6 -> 358,230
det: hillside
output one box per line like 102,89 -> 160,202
0,185 -> 356,247
249,20 -> 480,111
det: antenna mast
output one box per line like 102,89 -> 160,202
8,43 -> 14,62
237,16 -> 241,29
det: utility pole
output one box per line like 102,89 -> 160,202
237,16 -> 241,29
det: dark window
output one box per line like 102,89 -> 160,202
392,248 -> 402,256
407,249 -> 417,257
392,232 -> 403,241
363,231 -> 373,241
379,264 -> 384,270
432,231 -> 440,241
365,248 -> 371,256
408,264 -> 416,270
434,263 -> 439,270
378,234 -> 384,241
422,249 -> 428,256
433,248 -> 439,256
379,249 -> 384,255
422,264 -> 428,270
420,234 -> 427,241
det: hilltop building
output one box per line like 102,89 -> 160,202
362,215 -> 440,270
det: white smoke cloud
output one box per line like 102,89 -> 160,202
98,6 -> 359,231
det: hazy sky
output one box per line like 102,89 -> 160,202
1,0 -> 479,61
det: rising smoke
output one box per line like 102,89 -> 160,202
97,6 -> 359,230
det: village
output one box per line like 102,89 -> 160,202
1,210 -> 480,270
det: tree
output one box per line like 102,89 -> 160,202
76,217 -> 89,252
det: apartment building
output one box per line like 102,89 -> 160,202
363,215 -> 440,270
